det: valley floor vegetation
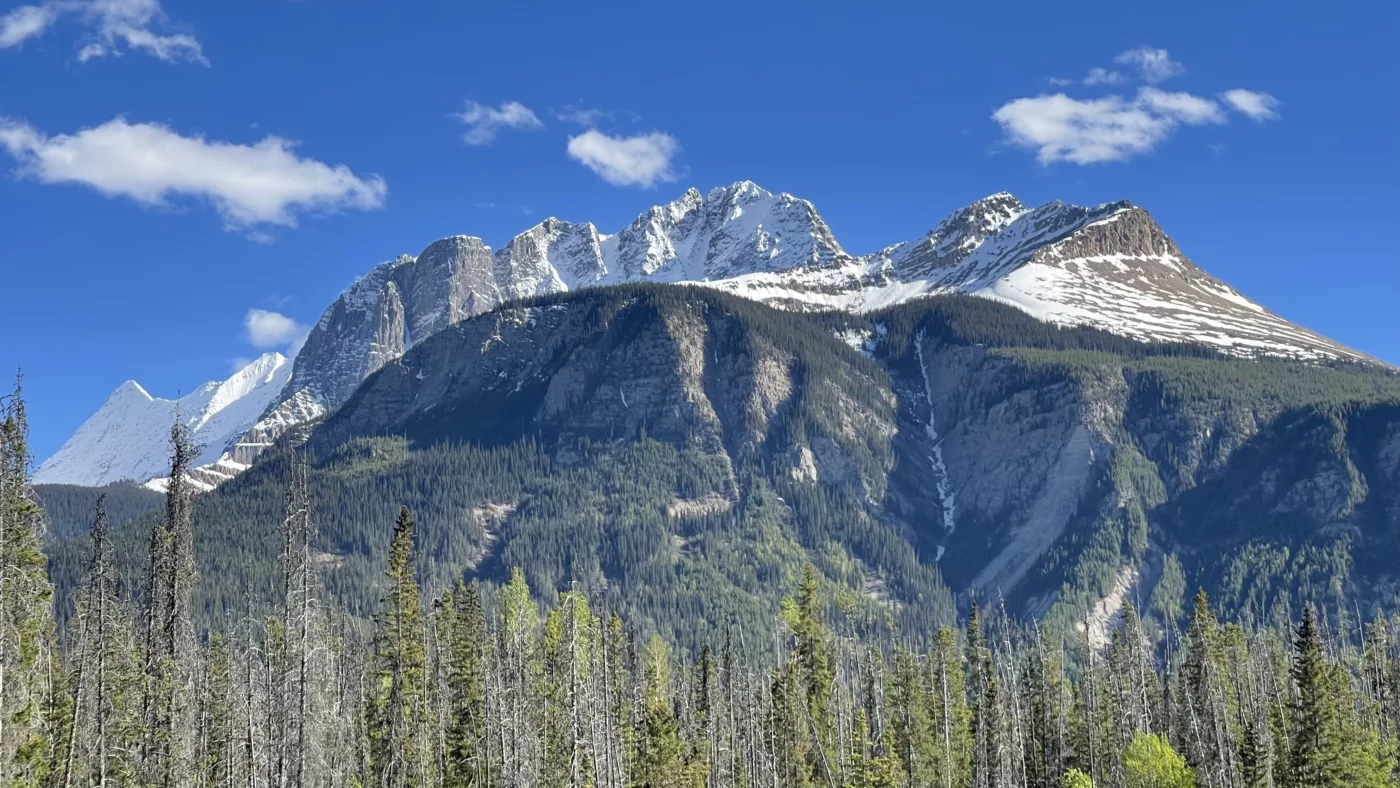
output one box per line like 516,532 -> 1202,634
4,382 -> 1400,788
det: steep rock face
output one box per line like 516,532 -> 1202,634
314,288 -> 894,502
286,236 -> 498,414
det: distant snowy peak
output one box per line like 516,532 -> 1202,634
33,353 -> 291,487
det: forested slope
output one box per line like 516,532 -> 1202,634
44,286 -> 1400,651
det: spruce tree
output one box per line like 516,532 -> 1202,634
370,507 -> 430,788
140,417 -> 200,788
0,378 -> 64,787
635,634 -> 686,788
444,580 -> 487,787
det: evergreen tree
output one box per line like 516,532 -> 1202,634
1288,605 -> 1394,788
62,495 -> 143,787
1180,591 -> 1237,788
0,378 -> 64,787
370,507 -> 430,788
887,647 -> 935,787
779,564 -> 836,787
930,626 -> 973,788
635,634 -> 687,788
140,418 -> 201,788
444,581 -> 487,787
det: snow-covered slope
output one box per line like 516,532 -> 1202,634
42,181 -> 1374,490
712,193 -> 1365,361
33,353 -> 292,487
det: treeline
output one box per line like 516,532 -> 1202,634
6,384 -> 1400,787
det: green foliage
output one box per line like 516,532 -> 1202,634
1123,733 -> 1195,788
33,482 -> 163,540
369,507 -> 431,787
0,379 -> 64,787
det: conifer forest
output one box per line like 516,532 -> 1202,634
5,365 -> 1400,788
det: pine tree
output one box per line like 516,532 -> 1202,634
497,566 -> 539,788
635,634 -> 686,788
0,377 -> 65,787
61,495 -> 143,787
779,564 -> 837,787
887,647 -> 935,786
930,626 -> 972,788
444,581 -> 487,787
1289,606 -> 1338,788
966,605 -> 999,788
140,418 -> 201,788
204,632 -> 236,788
370,507 -> 430,788
1180,591 -> 1237,788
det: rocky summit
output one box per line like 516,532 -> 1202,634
38,180 -> 1360,494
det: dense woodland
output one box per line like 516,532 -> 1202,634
7,369 -> 1400,786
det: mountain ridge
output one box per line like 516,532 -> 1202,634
39,181 -> 1379,488
33,351 -> 291,488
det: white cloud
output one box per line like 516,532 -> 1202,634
1137,87 -> 1226,124
1113,47 -> 1185,84
992,87 -> 1228,165
244,309 -> 308,355
0,4 -> 57,48
1220,89 -> 1280,121
1047,77 -> 1074,87
452,100 -> 543,146
0,116 -> 387,230
1083,67 -> 1125,86
0,0 -> 203,62
555,105 -> 612,127
566,129 -> 680,188
79,0 -> 204,63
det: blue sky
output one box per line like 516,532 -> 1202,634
3,0 -> 1397,462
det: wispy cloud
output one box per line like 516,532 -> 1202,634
1113,47 -> 1185,84
555,105 -> 612,127
0,5 -> 58,48
1083,67 -> 1126,86
995,48 -> 1276,165
1064,47 -> 1184,88
451,100 -> 543,146
566,129 -> 680,188
244,309 -> 309,356
1219,89 -> 1280,121
0,0 -> 204,63
0,116 -> 387,230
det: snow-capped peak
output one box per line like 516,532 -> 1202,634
44,182 -> 1374,490
34,353 -> 292,487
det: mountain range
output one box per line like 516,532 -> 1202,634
33,181 -> 1374,490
